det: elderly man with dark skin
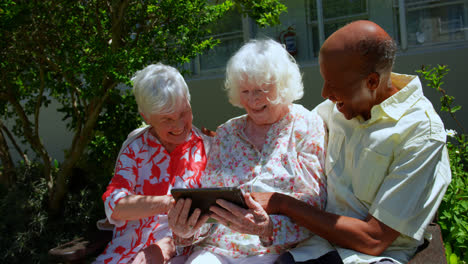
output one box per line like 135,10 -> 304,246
253,20 -> 451,264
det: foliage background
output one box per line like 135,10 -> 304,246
0,0 -> 286,262
418,65 -> 468,264
1,1 -> 467,263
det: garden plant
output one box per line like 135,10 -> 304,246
418,65 -> 468,264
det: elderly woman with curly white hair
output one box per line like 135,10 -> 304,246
94,63 -> 211,264
168,39 -> 327,264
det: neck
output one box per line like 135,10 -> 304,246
376,72 -> 398,103
150,128 -> 178,153
246,118 -> 272,135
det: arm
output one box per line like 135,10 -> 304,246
103,140 -> 173,225
253,136 -> 451,256
112,194 -> 174,221
258,192 -> 399,256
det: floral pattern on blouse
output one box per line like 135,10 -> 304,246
194,104 -> 327,258
93,128 -> 207,264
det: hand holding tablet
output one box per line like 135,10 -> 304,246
170,187 -> 248,216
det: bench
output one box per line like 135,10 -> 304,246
48,220 -> 113,264
409,222 -> 447,264
49,220 -> 447,263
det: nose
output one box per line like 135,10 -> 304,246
248,91 -> 261,106
321,82 -> 330,99
173,118 -> 185,131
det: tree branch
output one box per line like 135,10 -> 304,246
34,65 -> 46,139
0,125 -> 16,186
111,0 -> 130,51
4,85 -> 51,184
0,120 -> 30,166
51,82 -> 115,212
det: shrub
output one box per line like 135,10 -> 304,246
418,65 -> 468,264
0,162 -> 105,263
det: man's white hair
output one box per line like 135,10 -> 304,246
132,63 -> 190,117
225,38 -> 304,108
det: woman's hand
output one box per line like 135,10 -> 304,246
209,193 -> 273,239
131,237 -> 175,264
168,198 -> 210,239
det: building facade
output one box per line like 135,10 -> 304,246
187,0 -> 468,134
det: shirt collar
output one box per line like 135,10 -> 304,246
364,73 -> 423,125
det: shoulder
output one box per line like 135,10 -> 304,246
122,126 -> 151,151
290,104 -> 326,139
291,104 -> 324,127
215,114 -> 247,138
399,96 -> 446,144
313,100 -> 334,124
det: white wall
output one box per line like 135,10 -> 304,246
4,99 -> 73,164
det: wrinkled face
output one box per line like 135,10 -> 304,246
319,53 -> 375,120
144,100 -> 193,150
239,82 -> 289,126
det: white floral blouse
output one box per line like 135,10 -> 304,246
194,104 -> 327,258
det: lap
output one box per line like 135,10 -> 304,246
184,250 -> 280,264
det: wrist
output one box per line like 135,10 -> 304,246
259,216 -> 274,247
271,192 -> 286,214
164,195 -> 175,212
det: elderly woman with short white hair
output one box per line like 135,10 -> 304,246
93,63 -> 211,264
168,39 -> 327,264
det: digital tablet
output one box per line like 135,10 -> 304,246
170,187 -> 247,215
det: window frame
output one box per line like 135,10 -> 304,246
189,16 -> 252,75
394,0 -> 468,50
305,0 -> 369,58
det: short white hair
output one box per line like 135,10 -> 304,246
225,39 -> 304,108
132,63 -> 190,117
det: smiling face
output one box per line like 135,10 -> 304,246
239,82 -> 289,126
143,100 -> 193,152
319,51 -> 376,121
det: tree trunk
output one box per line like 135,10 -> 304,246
48,90 -> 112,214
0,128 -> 15,187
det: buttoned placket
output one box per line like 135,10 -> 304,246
237,127 -> 269,192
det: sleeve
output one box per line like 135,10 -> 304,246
293,111 -> 327,208
268,110 -> 327,247
101,143 -> 139,227
370,137 -> 451,240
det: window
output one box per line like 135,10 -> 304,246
307,0 -> 369,57
394,0 -> 468,49
187,5 -> 250,74
199,9 -> 244,71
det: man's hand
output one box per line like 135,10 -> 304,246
251,192 -> 283,214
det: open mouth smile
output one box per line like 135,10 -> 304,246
336,101 -> 344,111
251,105 -> 267,113
169,129 -> 185,136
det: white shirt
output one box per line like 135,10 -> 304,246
290,73 -> 451,264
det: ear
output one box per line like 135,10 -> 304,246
366,72 -> 380,91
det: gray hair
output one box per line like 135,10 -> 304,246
225,39 -> 304,108
354,37 -> 397,76
131,63 -> 190,117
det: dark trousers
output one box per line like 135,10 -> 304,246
274,252 -> 395,264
